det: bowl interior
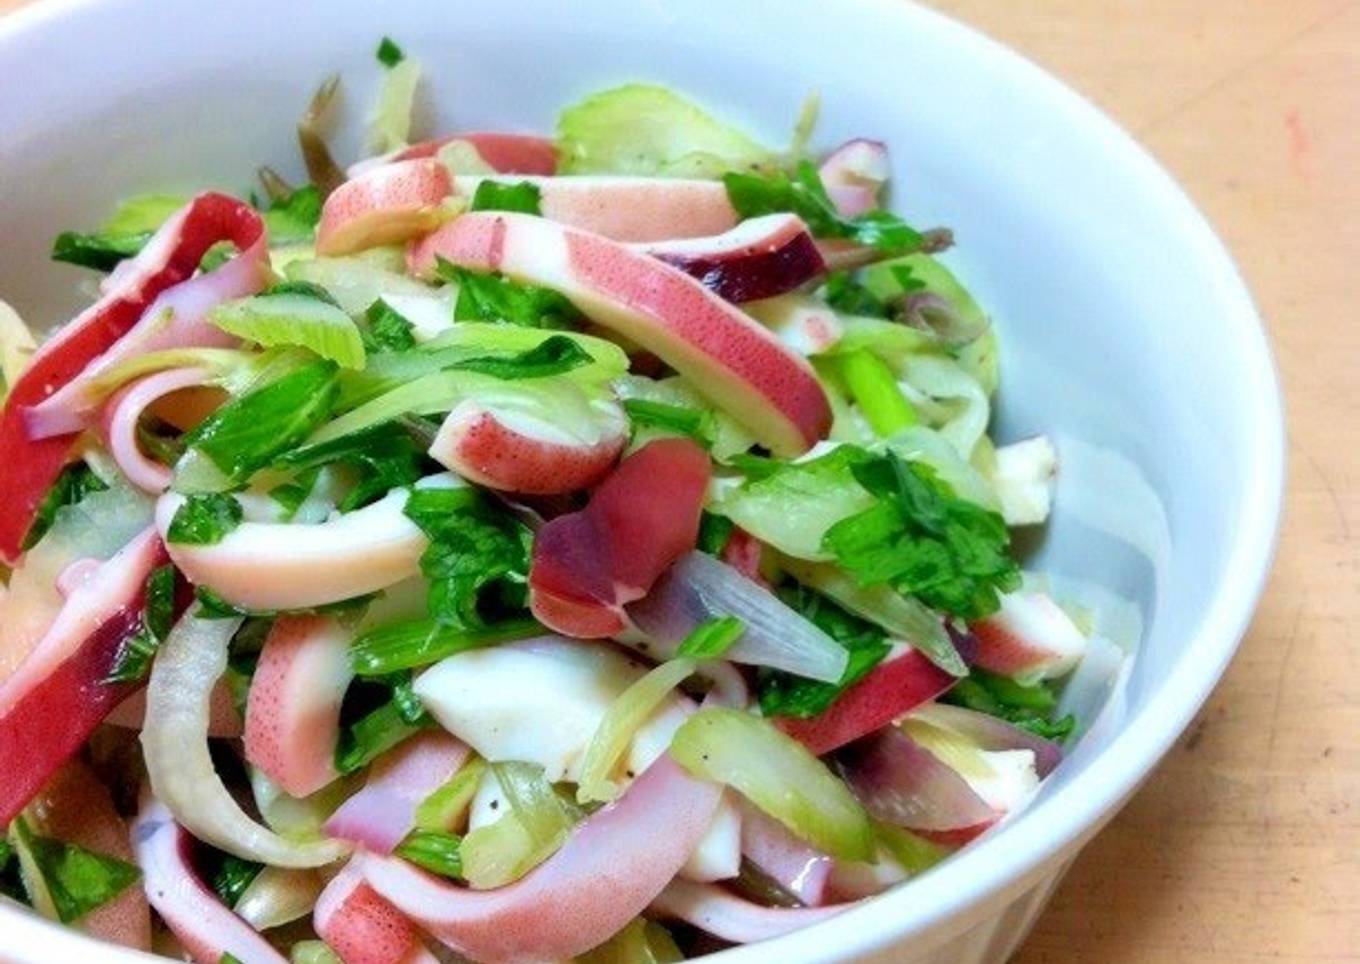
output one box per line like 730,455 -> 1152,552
0,0 -> 1282,961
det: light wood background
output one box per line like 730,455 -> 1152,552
2,1 -> 1356,961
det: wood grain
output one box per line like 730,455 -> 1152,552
1,1 -> 1355,961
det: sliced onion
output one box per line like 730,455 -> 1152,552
910,703 -> 1062,777
837,726 -> 996,833
323,732 -> 470,853
740,804 -> 833,907
577,658 -> 696,804
358,755 -> 722,963
234,866 -> 324,931
650,878 -> 852,944
141,607 -> 351,867
626,551 -> 847,683
100,367 -> 214,493
0,479 -> 152,680
130,797 -> 287,964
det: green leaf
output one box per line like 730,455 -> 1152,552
757,584 -> 890,719
183,359 -> 340,485
222,955 -> 245,964
274,420 -> 427,512
723,160 -> 921,254
350,616 -> 540,676
50,231 -> 148,272
696,511 -> 734,556
103,564 -> 178,684
261,185 -> 322,246
402,487 -> 532,632
23,462 -> 109,550
335,700 -> 428,775
441,260 -> 582,329
0,836 -> 25,904
556,83 -> 776,178
376,35 -> 405,67
365,299 -> 417,352
822,453 -> 1020,621
944,669 -> 1075,742
9,819 -> 140,924
166,493 -> 243,546
451,334 -> 592,380
395,829 -> 462,879
623,399 -> 712,447
469,180 -> 543,215
205,852 -> 262,908
50,194 -> 189,272
675,615 -> 745,660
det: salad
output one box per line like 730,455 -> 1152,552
0,37 -> 1103,964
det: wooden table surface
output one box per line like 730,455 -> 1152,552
2,0 -> 1356,961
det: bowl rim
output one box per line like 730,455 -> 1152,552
0,0 -> 1286,961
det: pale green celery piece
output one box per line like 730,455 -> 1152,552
101,193 -> 189,235
958,326 -> 1000,398
316,368 -> 616,450
557,83 -> 777,178
286,254 -> 443,319
612,373 -> 755,459
460,762 -> 574,889
338,324 -> 629,411
785,91 -> 821,162
778,556 -> 964,677
291,940 -> 343,964
713,446 -> 877,561
901,716 -> 1004,783
0,299 -> 36,396
885,425 -> 1000,511
211,294 -> 366,369
414,756 -> 488,832
6,820 -> 58,920
269,244 -> 315,275
862,253 -> 991,344
577,918 -> 685,964
370,58 -> 422,153
832,315 -> 940,370
874,821 -> 949,875
171,448 -> 236,495
669,708 -> 874,861
838,348 -> 918,437
577,658 -> 696,805
77,346 -> 251,409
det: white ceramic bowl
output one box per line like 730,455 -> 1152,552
0,0 -> 1284,961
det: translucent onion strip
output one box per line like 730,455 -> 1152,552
141,607 -> 350,867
